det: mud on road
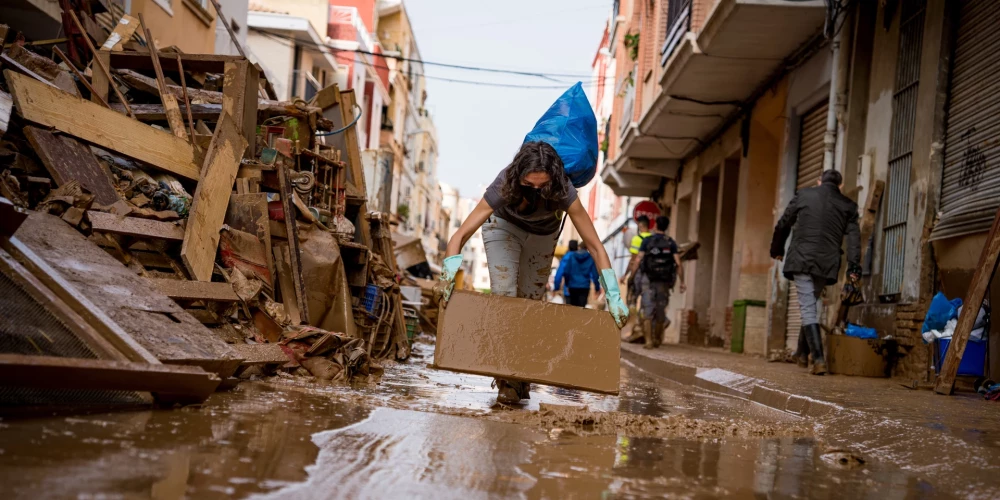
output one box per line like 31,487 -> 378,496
0,339 -> 949,498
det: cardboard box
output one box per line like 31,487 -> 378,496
434,290 -> 620,394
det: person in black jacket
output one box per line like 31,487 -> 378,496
770,169 -> 861,375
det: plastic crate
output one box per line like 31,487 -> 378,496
403,308 -> 419,341
361,284 -> 381,317
936,338 -> 987,377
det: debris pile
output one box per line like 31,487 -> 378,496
0,6 -> 417,409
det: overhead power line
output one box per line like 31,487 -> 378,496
252,28 -> 593,80
252,29 -> 613,90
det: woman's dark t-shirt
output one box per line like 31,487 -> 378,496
482,167 -> 578,235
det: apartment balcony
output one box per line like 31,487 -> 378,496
645,0 -> 826,158
605,0 -> 825,197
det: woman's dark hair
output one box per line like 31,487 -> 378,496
499,141 -> 570,207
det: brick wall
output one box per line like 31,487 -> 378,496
691,0 -> 717,33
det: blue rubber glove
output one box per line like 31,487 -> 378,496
599,268 -> 628,328
438,255 -> 463,302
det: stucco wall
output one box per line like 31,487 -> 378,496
247,30 -> 293,101
133,0 -> 216,54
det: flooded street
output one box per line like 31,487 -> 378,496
0,339 -> 947,498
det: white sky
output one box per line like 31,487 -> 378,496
405,0 -> 610,198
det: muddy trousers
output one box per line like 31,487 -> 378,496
640,275 -> 670,345
567,288 -> 589,307
793,274 -> 825,362
481,216 -> 560,300
481,216 -> 560,399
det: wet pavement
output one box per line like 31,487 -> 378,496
0,339 -> 960,498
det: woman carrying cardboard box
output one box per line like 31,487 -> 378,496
438,139 -> 628,404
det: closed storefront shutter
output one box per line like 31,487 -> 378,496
931,1 -> 1000,241
786,101 -> 828,351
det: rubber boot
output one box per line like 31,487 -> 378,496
794,326 -> 810,368
804,324 -> 827,375
494,379 -> 521,404
652,320 -> 663,348
642,319 -> 655,349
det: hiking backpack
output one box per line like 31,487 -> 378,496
641,234 -> 678,285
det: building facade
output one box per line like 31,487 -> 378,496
597,0 -> 1000,380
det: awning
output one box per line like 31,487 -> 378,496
600,165 -> 663,198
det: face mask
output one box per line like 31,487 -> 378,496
520,185 -> 542,205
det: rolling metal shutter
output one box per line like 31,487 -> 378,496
786,102 -> 828,351
931,1 -> 1000,241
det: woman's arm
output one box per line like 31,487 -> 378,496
445,198 -> 493,257
567,199 -> 612,270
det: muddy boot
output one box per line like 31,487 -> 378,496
652,321 -> 663,348
494,379 -> 521,404
624,311 -> 645,343
804,324 -> 827,375
794,326 -> 810,368
641,319 -> 655,349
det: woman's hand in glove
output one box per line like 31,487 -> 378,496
598,269 -> 629,329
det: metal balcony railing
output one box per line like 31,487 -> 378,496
662,0 -> 692,66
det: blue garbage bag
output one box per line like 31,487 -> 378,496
922,291 -> 962,333
845,323 -> 878,340
523,82 -> 598,188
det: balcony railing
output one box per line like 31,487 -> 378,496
619,81 -> 635,137
662,0 -> 692,66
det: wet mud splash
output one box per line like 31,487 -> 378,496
256,407 -> 935,500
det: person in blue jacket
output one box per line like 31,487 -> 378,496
553,240 -> 601,307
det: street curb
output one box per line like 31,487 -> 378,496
621,347 -> 839,419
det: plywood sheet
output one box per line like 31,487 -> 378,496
13,212 -> 240,377
6,70 -> 202,180
181,113 -> 247,281
24,127 -> 119,206
435,290 -> 620,394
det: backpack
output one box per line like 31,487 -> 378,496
641,234 -> 677,285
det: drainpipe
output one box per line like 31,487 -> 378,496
824,7 -> 852,172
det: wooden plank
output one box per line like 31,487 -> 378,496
88,210 -> 185,241
935,206 -> 1000,395
273,243 -> 302,325
181,113 -> 248,281
117,69 -> 322,119
9,212 -> 240,376
67,11 -> 132,117
138,13 -> 187,140
100,14 -> 139,52
109,51 -> 244,74
0,89 -> 11,138
230,344 -> 289,366
150,278 -> 239,302
52,46 -> 110,109
0,248 -> 128,361
3,234 -> 161,365
0,354 -> 220,403
225,192 -> 273,284
277,164 -> 310,321
111,102 -> 222,122
90,50 -> 110,105
0,53 -> 58,88
23,127 -> 119,206
339,89 -> 371,247
6,71 -> 202,180
436,290 -> 621,394
221,61 -> 258,157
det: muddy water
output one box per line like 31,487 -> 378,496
0,339 -> 940,499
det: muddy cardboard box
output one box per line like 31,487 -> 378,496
434,290 -> 620,394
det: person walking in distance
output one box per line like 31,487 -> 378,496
770,169 -> 861,375
628,216 -> 685,349
622,216 -> 652,341
553,240 -> 601,307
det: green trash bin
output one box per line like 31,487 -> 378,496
731,299 -> 766,353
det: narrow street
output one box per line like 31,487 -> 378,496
0,339 -> 970,499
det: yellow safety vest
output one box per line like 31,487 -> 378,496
629,231 -> 651,255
